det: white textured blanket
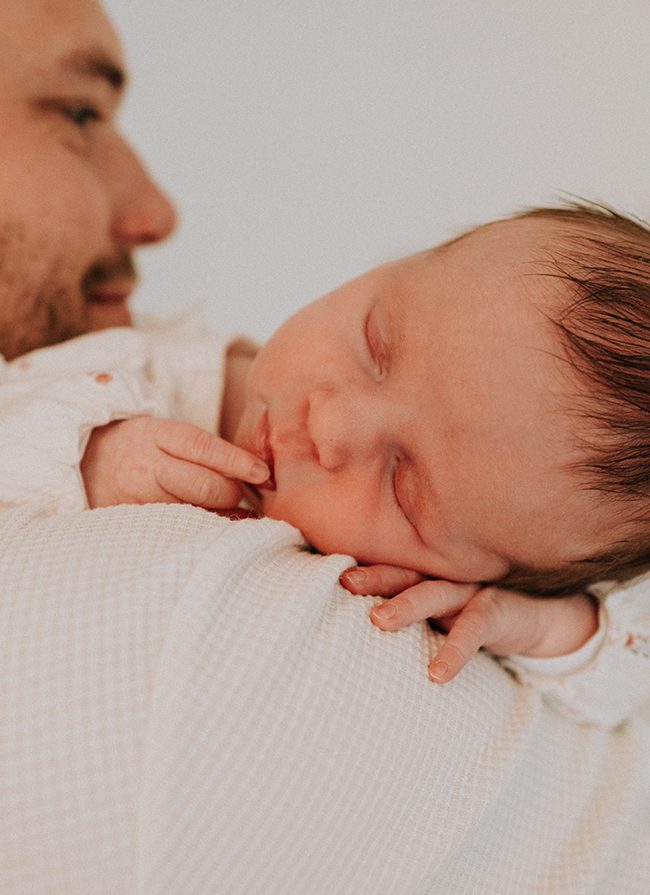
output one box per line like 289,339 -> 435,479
1,504 -> 648,894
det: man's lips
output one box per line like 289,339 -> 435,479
85,279 -> 134,331
86,279 -> 135,305
83,252 -> 138,304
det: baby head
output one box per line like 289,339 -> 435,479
233,202 -> 650,594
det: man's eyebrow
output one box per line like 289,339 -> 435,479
59,48 -> 127,92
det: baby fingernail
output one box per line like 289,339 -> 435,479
428,660 -> 449,682
372,602 -> 396,621
341,569 -> 366,587
251,461 -> 270,481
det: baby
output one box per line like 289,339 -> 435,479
4,200 -> 650,722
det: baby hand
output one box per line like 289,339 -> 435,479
81,415 -> 270,511
340,564 -> 598,683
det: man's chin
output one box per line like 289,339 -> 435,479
88,302 -> 132,330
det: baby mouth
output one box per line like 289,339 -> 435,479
256,411 -> 276,490
241,471 -> 274,515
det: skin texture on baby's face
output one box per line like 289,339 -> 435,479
0,0 -> 176,360
231,218 -> 615,584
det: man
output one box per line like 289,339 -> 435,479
0,0 -> 176,361
0,3 -> 648,894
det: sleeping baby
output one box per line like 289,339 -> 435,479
2,200 -> 649,725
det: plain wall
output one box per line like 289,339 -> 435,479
105,0 -> 650,340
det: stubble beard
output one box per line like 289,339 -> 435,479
0,262 -> 90,361
0,222 -> 134,360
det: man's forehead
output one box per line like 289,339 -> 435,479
0,0 -> 123,70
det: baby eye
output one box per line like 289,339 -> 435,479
364,311 -> 389,379
392,460 -> 417,532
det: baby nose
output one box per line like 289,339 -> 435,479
307,387 -> 374,471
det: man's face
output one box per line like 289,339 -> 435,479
234,218 -> 613,583
0,0 -> 176,360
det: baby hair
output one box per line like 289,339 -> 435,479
496,200 -> 650,594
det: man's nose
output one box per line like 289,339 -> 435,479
307,386 -> 380,471
108,140 -> 177,247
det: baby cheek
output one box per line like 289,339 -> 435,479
263,483 -> 360,555
300,513 -> 362,557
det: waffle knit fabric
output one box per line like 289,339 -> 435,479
1,503 -> 648,894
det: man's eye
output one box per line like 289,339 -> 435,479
63,104 -> 101,127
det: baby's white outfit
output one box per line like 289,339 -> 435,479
0,310 -> 231,512
0,313 -> 648,729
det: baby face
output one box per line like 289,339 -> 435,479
234,218 -> 611,583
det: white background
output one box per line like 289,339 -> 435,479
105,0 -> 650,341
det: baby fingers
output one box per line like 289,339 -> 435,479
427,587 -> 506,683
340,564 -> 425,596
154,420 -> 270,484
370,579 -> 480,632
154,454 -> 243,509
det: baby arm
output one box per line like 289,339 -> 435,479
340,565 -> 650,727
340,566 -> 598,680
81,415 -> 269,511
0,370 -> 161,512
0,369 -> 269,515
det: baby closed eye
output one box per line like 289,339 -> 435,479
364,307 -> 390,379
392,458 -> 419,534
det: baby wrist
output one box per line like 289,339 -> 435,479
508,595 -> 604,673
